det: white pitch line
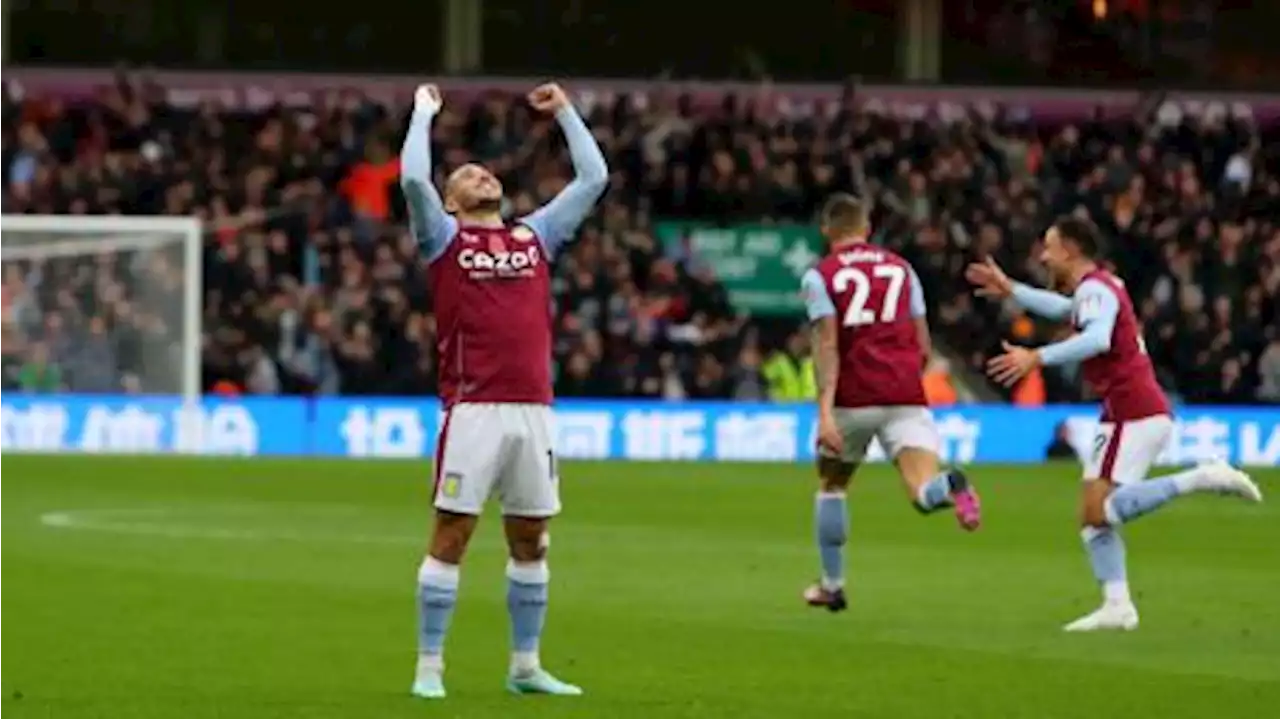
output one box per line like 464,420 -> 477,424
38,507 -> 420,546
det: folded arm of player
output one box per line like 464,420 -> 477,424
801,269 -> 843,453
1011,282 -> 1074,320
400,85 -> 458,262
1037,279 -> 1118,365
518,103 -> 609,257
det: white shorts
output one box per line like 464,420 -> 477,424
819,405 -> 940,464
1082,414 -> 1173,484
433,403 -> 560,518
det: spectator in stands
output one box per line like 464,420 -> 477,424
762,331 -> 815,402
1259,340 -> 1280,403
243,344 -> 282,395
65,315 -> 119,392
1,330 -> 21,390
18,341 -> 62,393
339,139 -> 401,241
922,357 -> 958,407
1044,421 -> 1078,460
730,345 -> 769,401
278,305 -> 341,395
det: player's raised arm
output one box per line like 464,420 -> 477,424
801,268 -> 843,454
965,257 -> 1073,320
400,84 -> 458,261
518,83 -> 609,257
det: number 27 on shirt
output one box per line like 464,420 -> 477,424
831,264 -> 906,327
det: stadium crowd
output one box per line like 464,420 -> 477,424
2,77 -> 1278,404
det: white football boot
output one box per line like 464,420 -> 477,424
1193,460 -> 1263,502
1063,602 -> 1140,632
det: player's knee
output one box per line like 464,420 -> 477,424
893,447 -> 939,489
430,511 -> 478,564
504,516 -> 548,562
817,457 -> 854,492
1079,480 -> 1113,527
508,539 -> 545,563
818,475 -> 848,493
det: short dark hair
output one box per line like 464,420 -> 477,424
1052,216 -> 1105,259
820,193 -> 870,236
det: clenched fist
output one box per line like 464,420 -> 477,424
527,83 -> 570,114
414,84 -> 443,115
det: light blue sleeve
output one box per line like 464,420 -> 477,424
517,106 -> 609,259
801,269 -> 836,321
1011,282 -> 1074,320
399,106 -> 457,263
1038,279 -> 1119,366
908,266 -> 926,319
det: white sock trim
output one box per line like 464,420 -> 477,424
816,491 -> 846,500
418,556 -> 461,588
1102,497 -> 1122,526
914,482 -> 930,506
1103,580 -> 1132,606
417,653 -> 444,674
510,650 -> 541,674
506,559 -> 550,585
1080,526 -> 1106,542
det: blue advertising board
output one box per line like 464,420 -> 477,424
2,395 -> 1278,466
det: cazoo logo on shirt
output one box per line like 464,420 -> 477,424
458,246 -> 541,277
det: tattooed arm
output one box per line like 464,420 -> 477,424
801,269 -> 840,410
811,315 -> 841,415
802,268 -> 843,454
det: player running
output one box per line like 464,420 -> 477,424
799,194 -> 982,612
967,217 -> 1263,632
400,82 -> 607,697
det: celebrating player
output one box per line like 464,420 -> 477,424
967,217 -> 1263,631
798,194 -> 982,612
400,82 -> 607,697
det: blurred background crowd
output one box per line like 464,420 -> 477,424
2,75 -> 1278,405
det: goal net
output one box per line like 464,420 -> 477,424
1,215 -> 203,402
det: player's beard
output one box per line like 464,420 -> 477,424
1048,266 -> 1071,292
470,197 -> 502,214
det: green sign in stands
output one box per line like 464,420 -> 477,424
655,222 -> 824,316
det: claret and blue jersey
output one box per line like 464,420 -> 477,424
1012,270 -> 1170,421
799,246 -> 930,408
399,101 -> 608,407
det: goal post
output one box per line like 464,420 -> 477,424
1,215 -> 204,402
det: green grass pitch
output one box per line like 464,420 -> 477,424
3,456 -> 1278,718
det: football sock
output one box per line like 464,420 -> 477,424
507,559 -> 550,675
914,472 -> 954,512
1080,526 -> 1130,606
417,556 -> 459,670
1103,469 -> 1198,525
815,492 -> 848,590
